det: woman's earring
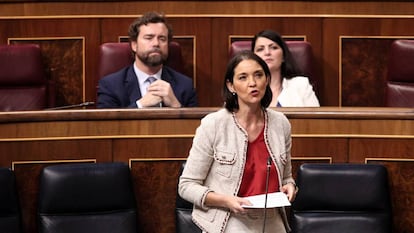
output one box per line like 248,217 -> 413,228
232,92 -> 236,96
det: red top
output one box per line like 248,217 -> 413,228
238,127 -> 279,197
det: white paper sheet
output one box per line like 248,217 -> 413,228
241,192 -> 291,208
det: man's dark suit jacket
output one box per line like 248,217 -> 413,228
97,65 -> 198,108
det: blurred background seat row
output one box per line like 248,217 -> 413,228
1,39 -> 414,111
385,39 -> 414,107
0,44 -> 55,111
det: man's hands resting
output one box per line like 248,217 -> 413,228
138,79 -> 182,108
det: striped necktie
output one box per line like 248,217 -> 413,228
145,76 -> 162,107
145,76 -> 156,87
143,76 -> 156,95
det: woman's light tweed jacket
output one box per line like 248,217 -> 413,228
178,108 -> 294,233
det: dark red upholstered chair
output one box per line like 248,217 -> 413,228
98,41 -> 185,81
229,40 -> 317,92
0,44 -> 54,111
385,39 -> 414,107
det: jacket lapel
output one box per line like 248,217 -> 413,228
125,67 -> 142,104
161,67 -> 175,88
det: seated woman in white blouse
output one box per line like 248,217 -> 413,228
252,29 -> 320,107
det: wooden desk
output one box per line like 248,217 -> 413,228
0,107 -> 413,233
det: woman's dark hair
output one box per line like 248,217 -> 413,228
223,50 -> 272,112
251,29 -> 303,79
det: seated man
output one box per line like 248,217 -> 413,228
97,12 -> 198,108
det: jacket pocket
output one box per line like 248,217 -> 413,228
213,149 -> 236,178
194,206 -> 218,223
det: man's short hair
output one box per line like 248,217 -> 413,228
128,12 -> 173,42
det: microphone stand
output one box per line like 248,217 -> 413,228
45,101 -> 95,110
262,156 -> 272,233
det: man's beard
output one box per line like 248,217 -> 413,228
137,49 -> 168,67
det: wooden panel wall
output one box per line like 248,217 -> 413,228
1,1 -> 414,107
323,17 -> 414,106
2,1 -> 414,16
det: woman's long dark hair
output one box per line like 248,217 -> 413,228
223,50 -> 273,112
252,29 -> 303,79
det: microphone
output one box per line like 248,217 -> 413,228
45,101 -> 95,110
262,156 -> 272,233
